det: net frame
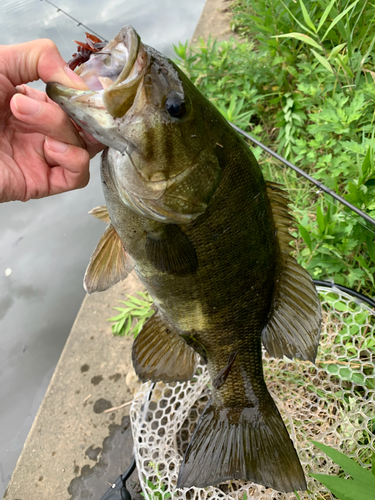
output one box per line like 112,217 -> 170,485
130,285 -> 375,500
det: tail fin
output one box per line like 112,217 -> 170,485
177,398 -> 306,492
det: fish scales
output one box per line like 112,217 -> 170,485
46,25 -> 321,493
102,116 -> 275,408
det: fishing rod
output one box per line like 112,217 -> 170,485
230,123 -> 375,228
39,0 -> 108,41
42,2 -> 375,229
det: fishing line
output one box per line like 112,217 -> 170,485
40,0 -> 71,53
39,0 -> 108,41
260,150 -> 375,238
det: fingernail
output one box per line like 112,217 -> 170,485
15,85 -> 26,94
45,136 -> 68,153
63,66 -> 88,89
12,94 -> 41,115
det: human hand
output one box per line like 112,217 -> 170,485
0,39 -> 105,203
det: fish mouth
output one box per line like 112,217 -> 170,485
46,25 -> 148,150
47,25 -> 208,224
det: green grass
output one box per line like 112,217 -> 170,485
173,0 -> 375,298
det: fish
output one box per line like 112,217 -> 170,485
46,26 -> 321,492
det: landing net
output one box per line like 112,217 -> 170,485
130,286 -> 375,500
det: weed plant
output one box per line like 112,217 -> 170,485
310,441 -> 375,500
173,0 -> 375,297
107,292 -> 153,337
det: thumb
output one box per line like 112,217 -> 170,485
0,39 -> 88,90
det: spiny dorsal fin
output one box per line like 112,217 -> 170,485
89,205 -> 110,223
132,308 -> 198,383
84,224 -> 133,294
263,182 -> 321,362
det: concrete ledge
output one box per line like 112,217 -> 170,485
4,275 -> 144,500
191,0 -> 234,43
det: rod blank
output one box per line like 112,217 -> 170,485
231,123 -> 375,228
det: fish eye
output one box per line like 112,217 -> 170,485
165,92 -> 187,118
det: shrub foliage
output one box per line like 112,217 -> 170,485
173,0 -> 375,296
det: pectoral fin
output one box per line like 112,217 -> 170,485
84,224 -> 133,294
263,182 -> 321,362
145,225 -> 198,274
132,309 -> 198,383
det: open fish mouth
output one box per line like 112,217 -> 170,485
46,26 -> 148,150
47,25 -> 220,224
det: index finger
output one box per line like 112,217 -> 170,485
0,39 -> 88,90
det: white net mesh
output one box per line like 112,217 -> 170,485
130,286 -> 375,500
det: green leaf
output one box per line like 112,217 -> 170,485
316,205 -> 325,234
108,292 -> 153,338
272,33 -> 321,50
321,0 -> 360,43
123,317 -> 132,337
310,473 -> 375,500
299,0 -> 316,33
317,0 -> 336,33
294,491 -> 301,500
329,365 -> 366,385
298,224 -> 312,252
366,235 -> 375,264
329,43 -> 347,60
310,49 -> 334,74
360,146 -> 374,182
311,441 -> 375,484
280,0 -> 316,36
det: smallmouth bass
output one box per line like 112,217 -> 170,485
47,26 -> 321,492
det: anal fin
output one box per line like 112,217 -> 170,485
132,309 -> 198,383
264,182 -> 322,362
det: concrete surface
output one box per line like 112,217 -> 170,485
191,0 -> 235,43
3,1 -> 233,498
3,275 -> 144,500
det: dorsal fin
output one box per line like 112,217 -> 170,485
84,224 -> 133,294
132,308 -> 198,383
263,182 -> 321,362
89,205 -> 111,223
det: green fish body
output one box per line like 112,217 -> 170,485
47,26 -> 321,492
